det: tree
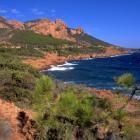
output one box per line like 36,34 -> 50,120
116,73 -> 139,108
33,75 -> 54,139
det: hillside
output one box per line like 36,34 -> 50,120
0,49 -> 139,140
0,16 -> 129,62
0,16 -> 117,48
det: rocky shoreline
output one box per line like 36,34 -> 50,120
23,47 -> 140,102
23,47 -> 130,70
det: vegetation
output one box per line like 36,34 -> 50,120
33,77 -> 107,139
0,17 -> 139,140
0,47 -> 44,57
73,33 -> 113,47
4,30 -> 106,57
57,46 -> 105,56
0,45 -> 139,139
116,73 -> 140,106
10,30 -> 71,46
116,73 -> 135,88
32,75 -> 140,140
0,52 -> 40,107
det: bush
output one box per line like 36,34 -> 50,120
113,109 -> 126,122
116,73 -> 135,88
35,75 -> 54,95
33,78 -> 97,139
73,33 -> 111,47
97,98 -> 112,111
123,124 -> 139,139
0,54 -> 40,107
10,30 -> 71,46
0,47 -> 44,58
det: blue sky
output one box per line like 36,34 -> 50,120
0,0 -> 140,48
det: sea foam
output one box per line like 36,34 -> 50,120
47,61 -> 77,71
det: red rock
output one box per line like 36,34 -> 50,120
8,20 -> 25,30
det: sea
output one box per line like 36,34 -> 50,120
42,51 -> 140,99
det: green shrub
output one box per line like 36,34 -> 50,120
57,46 -> 105,56
35,75 -> 54,95
116,73 -> 135,88
0,54 -> 40,107
10,30 -> 71,46
0,47 -> 44,58
98,98 -> 112,111
73,33 -> 111,47
123,124 -> 139,139
113,109 -> 126,122
33,77 -> 97,139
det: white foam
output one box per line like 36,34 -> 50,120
41,61 -> 77,72
59,61 -> 78,66
48,65 -> 74,71
82,58 -> 94,60
110,53 -> 131,58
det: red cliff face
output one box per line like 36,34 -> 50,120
25,18 -> 84,41
0,16 -> 6,21
70,27 -> 84,35
8,20 -> 25,30
0,16 -> 84,41
25,19 -> 71,40
0,16 -> 12,29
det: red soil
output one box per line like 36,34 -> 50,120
23,47 -> 129,70
0,99 -> 34,140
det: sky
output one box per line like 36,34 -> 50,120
0,0 -> 140,48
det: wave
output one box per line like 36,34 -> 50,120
58,61 -> 78,66
47,61 -> 77,71
82,58 -> 94,60
110,53 -> 132,58
41,61 -> 78,72
48,65 -> 74,71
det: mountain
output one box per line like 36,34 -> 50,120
0,16 -> 115,48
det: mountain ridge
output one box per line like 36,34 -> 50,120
0,16 -> 84,42
0,16 -> 116,48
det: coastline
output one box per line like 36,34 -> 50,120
23,47 -> 130,70
23,47 -> 140,101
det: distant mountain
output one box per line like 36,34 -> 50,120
0,16 -> 117,48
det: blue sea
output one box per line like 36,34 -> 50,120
43,51 -> 140,98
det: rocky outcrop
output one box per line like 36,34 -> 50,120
0,16 -> 6,21
0,16 -> 12,29
0,99 -> 35,140
70,27 -> 84,35
0,16 -> 85,41
25,18 -> 82,41
8,20 -> 25,30
17,111 -> 37,140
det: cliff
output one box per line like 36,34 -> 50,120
0,16 -> 84,42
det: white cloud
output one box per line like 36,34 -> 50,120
31,8 -> 45,15
0,8 -> 7,13
32,8 -> 38,12
16,14 -> 25,17
11,9 -> 20,14
51,9 -> 56,13
50,9 -> 56,17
